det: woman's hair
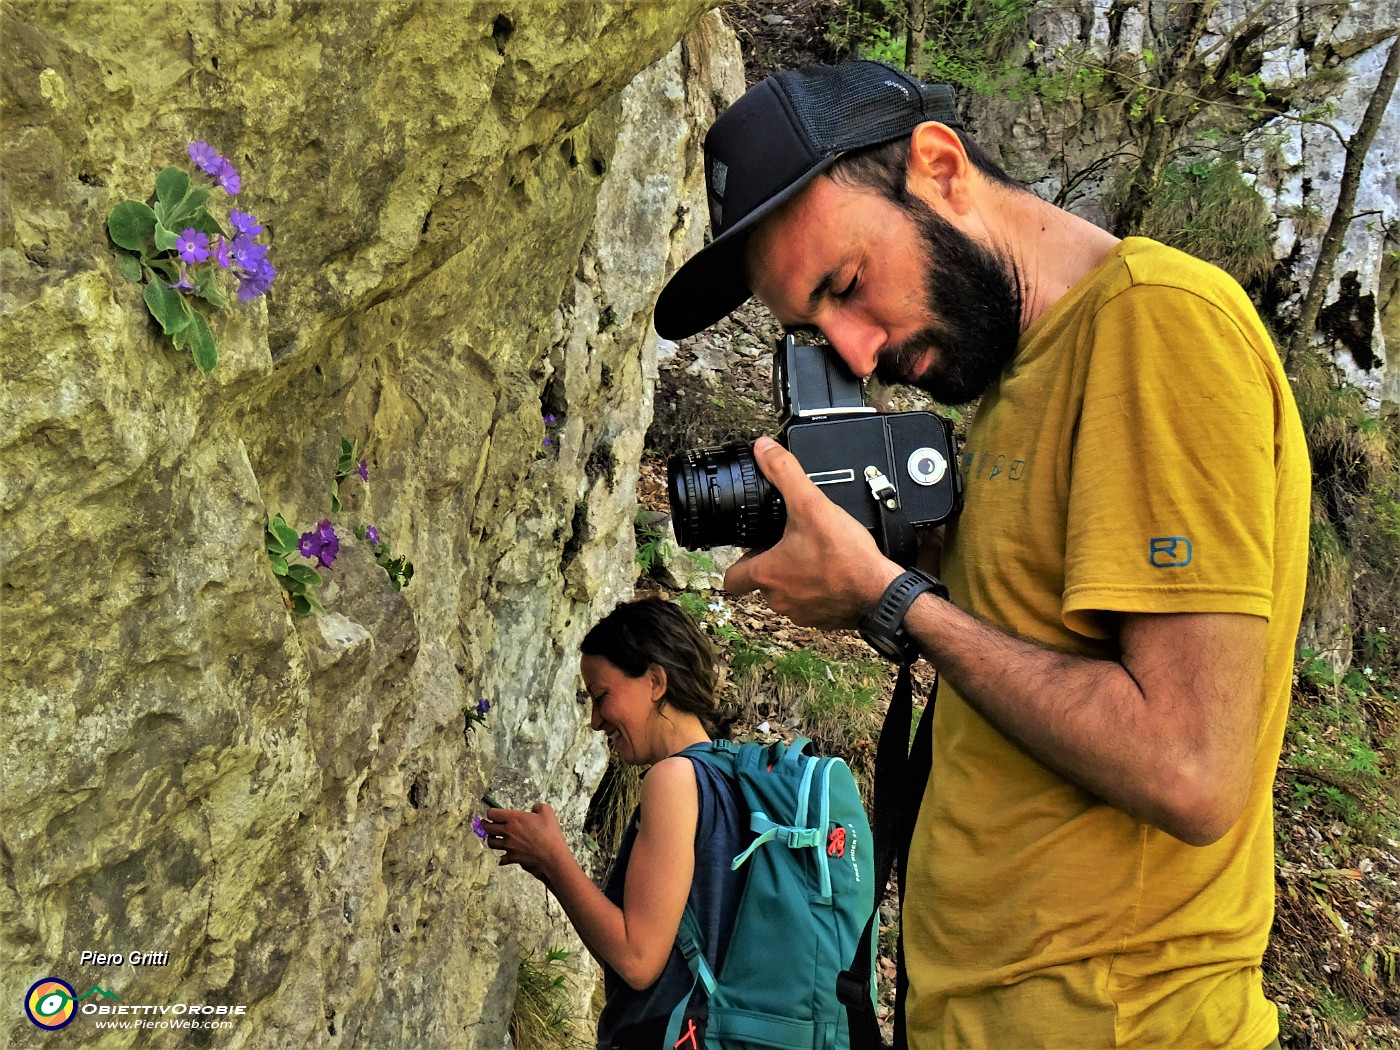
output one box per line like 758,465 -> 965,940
580,597 -> 730,738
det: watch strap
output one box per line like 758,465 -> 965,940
859,568 -> 947,663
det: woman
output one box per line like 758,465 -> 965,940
486,597 -> 744,1048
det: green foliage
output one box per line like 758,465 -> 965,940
265,513 -> 325,617
727,646 -> 893,801
1108,159 -> 1277,289
634,512 -> 672,575
107,153 -> 273,374
509,949 -> 589,1050
635,510 -> 718,583
1287,643 -> 1398,841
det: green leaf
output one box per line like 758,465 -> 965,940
155,165 -> 191,206
143,279 -> 191,335
187,311 -> 217,373
278,574 -> 305,595
267,552 -> 289,575
304,592 -> 325,614
153,223 -> 179,252
148,258 -> 179,283
115,252 -> 143,282
165,186 -> 213,230
330,487 -> 341,515
287,563 -> 323,587
291,593 -> 314,617
171,325 -> 190,351
269,520 -> 300,554
108,200 -> 158,251
188,208 -> 227,240
193,266 -> 227,308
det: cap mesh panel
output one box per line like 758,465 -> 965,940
781,62 -> 959,154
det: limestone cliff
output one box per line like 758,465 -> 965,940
967,0 -> 1398,405
0,3 -> 741,1046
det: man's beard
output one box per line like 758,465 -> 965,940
873,197 -> 1023,405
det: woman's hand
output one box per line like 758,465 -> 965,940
486,803 -> 568,884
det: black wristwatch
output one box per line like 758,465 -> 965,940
858,569 -> 948,664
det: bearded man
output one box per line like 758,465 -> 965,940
653,61 -> 1307,1050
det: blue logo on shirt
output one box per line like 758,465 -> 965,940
1149,536 -> 1193,568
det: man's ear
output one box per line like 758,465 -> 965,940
649,665 -> 668,702
906,121 -> 972,214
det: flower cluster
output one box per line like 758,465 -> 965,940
265,437 -> 415,616
542,413 -> 559,449
107,141 -> 275,373
265,513 -> 327,616
465,697 -> 491,737
298,518 -> 340,569
472,815 -> 488,841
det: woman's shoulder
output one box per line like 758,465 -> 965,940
640,754 -> 700,804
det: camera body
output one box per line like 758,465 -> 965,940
667,336 -> 962,552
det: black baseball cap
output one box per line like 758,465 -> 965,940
653,60 -> 961,341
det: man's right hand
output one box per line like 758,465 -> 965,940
723,436 -> 902,628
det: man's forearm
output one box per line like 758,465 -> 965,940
901,593 -> 1260,845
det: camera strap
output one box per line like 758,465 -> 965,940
865,466 -> 918,568
839,661 -> 937,1050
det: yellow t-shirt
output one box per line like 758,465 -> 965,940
903,238 -> 1310,1048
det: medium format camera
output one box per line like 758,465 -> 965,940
667,336 -> 962,554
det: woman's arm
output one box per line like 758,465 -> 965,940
489,755 -> 699,989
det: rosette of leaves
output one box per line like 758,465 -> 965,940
266,513 -> 326,616
106,145 -> 274,375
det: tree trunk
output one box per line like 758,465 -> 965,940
904,0 -> 927,73
1287,36 -> 1400,367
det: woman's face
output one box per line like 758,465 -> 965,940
581,653 -> 665,765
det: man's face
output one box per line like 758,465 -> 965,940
745,174 -> 1022,404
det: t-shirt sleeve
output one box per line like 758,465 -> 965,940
1061,282 -> 1278,639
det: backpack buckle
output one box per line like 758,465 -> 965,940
784,827 -> 822,848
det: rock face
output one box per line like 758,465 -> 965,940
967,0 -> 1399,406
0,3 -> 740,1046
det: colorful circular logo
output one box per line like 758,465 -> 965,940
25,978 -> 77,1030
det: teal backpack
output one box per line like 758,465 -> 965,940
665,738 -> 877,1050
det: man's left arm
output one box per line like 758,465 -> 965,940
725,437 -> 1267,847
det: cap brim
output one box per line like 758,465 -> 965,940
653,154 -> 840,340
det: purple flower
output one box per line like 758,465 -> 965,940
298,518 -> 340,568
356,459 -> 368,482
231,235 -> 266,264
364,525 -> 381,546
187,141 -> 221,175
229,208 -> 263,236
472,815 -> 487,840
176,228 -> 209,264
476,698 -> 491,715
543,414 -> 557,425
214,157 -> 240,195
236,258 -> 277,302
542,437 -> 552,447
169,273 -> 196,293
214,236 -> 233,269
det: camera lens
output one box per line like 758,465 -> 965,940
667,443 -> 785,550
906,447 -> 948,486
